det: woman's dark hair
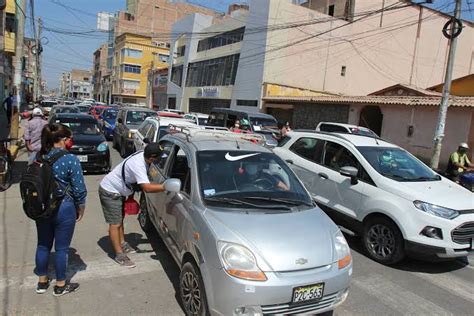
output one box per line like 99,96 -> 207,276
40,123 -> 72,155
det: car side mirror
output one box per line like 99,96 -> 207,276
117,118 -> 123,124
164,178 -> 181,193
143,137 -> 150,144
340,166 -> 358,185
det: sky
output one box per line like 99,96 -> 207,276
27,0 -> 473,91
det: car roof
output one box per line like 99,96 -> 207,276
288,131 -> 398,148
121,107 -> 156,112
53,113 -> 96,121
211,108 -> 276,120
187,112 -> 208,118
317,122 -> 372,130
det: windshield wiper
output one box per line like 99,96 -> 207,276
205,196 -> 291,210
408,175 -> 441,182
243,196 -> 312,207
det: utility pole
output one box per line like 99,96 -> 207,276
11,0 -> 27,141
430,0 -> 462,169
34,17 -> 43,101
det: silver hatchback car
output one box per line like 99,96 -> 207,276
139,128 -> 352,315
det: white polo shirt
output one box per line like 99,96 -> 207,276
100,152 -> 150,196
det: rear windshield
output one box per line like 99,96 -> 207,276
126,111 -> 156,125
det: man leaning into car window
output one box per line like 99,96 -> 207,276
98,143 -> 166,268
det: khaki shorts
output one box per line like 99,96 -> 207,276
98,186 -> 124,225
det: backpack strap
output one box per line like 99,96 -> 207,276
43,150 -> 68,166
122,151 -> 144,191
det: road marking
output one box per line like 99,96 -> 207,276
0,252 -> 164,293
352,275 -> 449,315
411,271 -> 474,303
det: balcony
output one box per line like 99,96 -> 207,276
4,32 -> 16,53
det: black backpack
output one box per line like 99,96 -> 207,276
20,151 -> 68,220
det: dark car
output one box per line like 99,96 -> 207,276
52,114 -> 111,173
113,107 -> 157,158
100,107 -> 119,140
48,106 -> 81,122
208,108 -> 279,147
77,105 -> 90,114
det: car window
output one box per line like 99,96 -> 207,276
290,137 -> 324,164
168,146 -> 191,195
156,141 -> 173,174
209,113 -> 225,126
198,117 -> 208,126
319,124 -> 348,133
358,146 -> 440,182
126,111 -> 156,125
147,124 -> 157,141
324,141 -> 374,185
138,122 -> 151,136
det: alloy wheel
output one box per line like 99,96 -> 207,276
366,224 -> 395,259
181,271 -> 202,315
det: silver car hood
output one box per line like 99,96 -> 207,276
204,207 -> 338,272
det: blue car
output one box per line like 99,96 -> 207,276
100,108 -> 119,140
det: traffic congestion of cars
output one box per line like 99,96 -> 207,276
32,98 -> 473,315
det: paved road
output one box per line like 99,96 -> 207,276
1,147 -> 473,315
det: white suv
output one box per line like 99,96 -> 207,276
133,117 -> 196,152
274,131 -> 474,264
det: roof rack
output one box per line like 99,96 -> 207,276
167,124 -> 266,144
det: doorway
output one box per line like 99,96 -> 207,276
359,106 -> 383,136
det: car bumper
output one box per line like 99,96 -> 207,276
103,127 -> 114,139
74,150 -> 110,172
204,262 -> 352,315
124,138 -> 134,151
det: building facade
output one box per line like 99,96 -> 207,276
0,0 -> 17,102
60,69 -> 93,100
111,33 -> 169,105
92,43 -> 109,102
149,67 -> 168,109
167,0 -> 474,113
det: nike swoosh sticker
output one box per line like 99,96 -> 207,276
225,152 -> 260,161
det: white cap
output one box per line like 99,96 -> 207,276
32,108 -> 43,116
460,142 -> 469,149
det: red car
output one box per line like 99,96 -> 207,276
90,106 -> 111,120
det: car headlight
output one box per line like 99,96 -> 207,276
218,242 -> 267,281
128,131 -> 134,139
414,201 -> 459,220
104,121 -> 112,128
334,230 -> 351,269
97,142 -> 108,152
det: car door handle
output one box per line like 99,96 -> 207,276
285,159 -> 294,164
318,172 -> 329,180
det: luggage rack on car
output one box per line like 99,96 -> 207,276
167,124 -> 266,144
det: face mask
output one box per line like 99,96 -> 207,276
65,138 -> 74,150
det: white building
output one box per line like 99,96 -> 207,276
167,0 -> 473,114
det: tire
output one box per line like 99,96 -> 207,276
180,261 -> 209,316
138,193 -> 153,233
363,216 -> 405,265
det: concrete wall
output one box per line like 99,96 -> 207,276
348,104 -> 473,165
293,102 -> 350,129
262,0 -> 474,96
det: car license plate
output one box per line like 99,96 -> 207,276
78,155 -> 88,162
292,283 -> 324,304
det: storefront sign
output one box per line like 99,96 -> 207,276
197,87 -> 219,98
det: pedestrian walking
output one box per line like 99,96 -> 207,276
2,93 -> 13,125
99,143 -> 166,268
34,123 -> 87,296
24,108 -> 48,165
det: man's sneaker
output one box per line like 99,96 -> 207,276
121,242 -> 137,254
114,253 -> 136,268
53,283 -> 80,297
36,280 -> 50,294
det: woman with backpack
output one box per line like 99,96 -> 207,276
34,123 -> 87,296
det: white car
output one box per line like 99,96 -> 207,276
183,112 -> 209,126
274,131 -> 474,264
133,117 -> 196,152
316,122 -> 378,137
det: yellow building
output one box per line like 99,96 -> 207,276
429,74 -> 474,97
4,0 -> 16,53
112,33 -> 169,105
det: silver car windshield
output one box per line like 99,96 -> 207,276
358,147 -> 441,182
197,151 -> 313,209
